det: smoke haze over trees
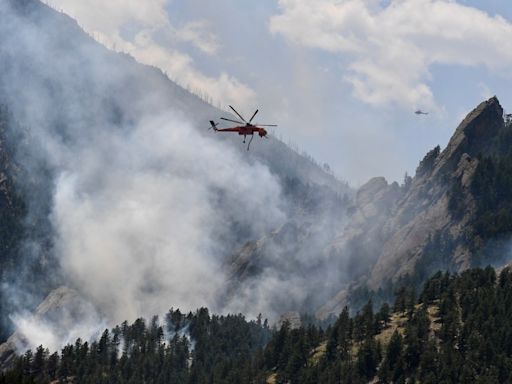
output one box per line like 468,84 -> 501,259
4,267 -> 512,383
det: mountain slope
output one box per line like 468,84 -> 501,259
319,96 -> 512,317
0,0 -> 350,342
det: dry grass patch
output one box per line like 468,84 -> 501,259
310,341 -> 327,364
375,311 -> 408,346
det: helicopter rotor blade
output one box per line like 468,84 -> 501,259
254,124 -> 277,127
229,105 -> 247,123
248,109 -> 259,123
220,117 -> 244,124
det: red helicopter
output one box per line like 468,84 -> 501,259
209,105 -> 277,150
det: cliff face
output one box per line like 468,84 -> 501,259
318,97 -> 508,318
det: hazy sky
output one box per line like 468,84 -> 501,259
44,0 -> 512,184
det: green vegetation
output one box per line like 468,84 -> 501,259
472,153 -> 512,238
1,308 -> 272,384
5,267 -> 512,383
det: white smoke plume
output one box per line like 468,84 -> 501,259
0,0 -> 350,352
9,287 -> 108,353
51,112 -> 284,323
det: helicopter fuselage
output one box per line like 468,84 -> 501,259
217,125 -> 267,137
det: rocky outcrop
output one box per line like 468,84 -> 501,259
330,177 -> 403,270
369,97 -> 503,286
319,97 -> 507,318
278,311 -> 301,329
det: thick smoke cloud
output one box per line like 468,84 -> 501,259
0,0 -> 350,351
51,112 -> 284,323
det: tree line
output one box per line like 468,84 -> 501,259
4,266 -> 512,383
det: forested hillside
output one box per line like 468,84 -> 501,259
4,266 -> 512,383
0,0 -> 350,344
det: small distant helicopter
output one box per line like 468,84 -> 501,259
210,105 -> 277,150
415,110 -> 429,115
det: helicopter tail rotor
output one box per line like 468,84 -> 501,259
209,120 -> 219,131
